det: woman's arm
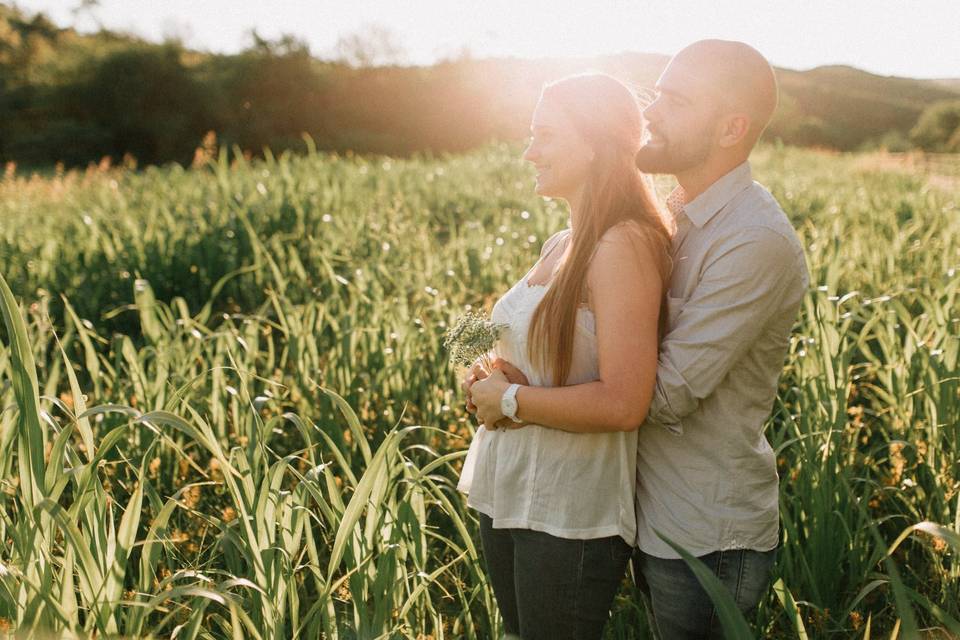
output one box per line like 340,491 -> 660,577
471,222 -> 662,433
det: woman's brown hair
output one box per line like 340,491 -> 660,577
527,73 -> 673,387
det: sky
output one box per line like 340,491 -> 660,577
17,0 -> 960,79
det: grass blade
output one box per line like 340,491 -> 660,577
655,530 -> 756,639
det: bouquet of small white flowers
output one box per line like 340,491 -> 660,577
443,311 -> 508,373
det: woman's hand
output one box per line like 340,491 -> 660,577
470,368 -> 513,429
461,359 -> 489,414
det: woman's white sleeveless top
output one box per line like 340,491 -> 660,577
458,230 -> 637,544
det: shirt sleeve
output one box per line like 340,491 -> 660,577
647,225 -> 806,434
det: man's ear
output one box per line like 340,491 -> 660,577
718,114 -> 751,148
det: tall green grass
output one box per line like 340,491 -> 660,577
0,143 -> 958,637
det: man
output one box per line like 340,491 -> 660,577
464,40 -> 808,638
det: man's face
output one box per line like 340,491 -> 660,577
635,55 -> 722,175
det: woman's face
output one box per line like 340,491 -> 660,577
522,96 -> 594,202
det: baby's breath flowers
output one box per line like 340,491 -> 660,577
443,311 -> 508,372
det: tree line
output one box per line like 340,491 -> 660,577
1,4 -> 958,169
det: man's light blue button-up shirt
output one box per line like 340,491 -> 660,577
637,161 -> 809,558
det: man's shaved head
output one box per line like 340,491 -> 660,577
635,40 -> 779,179
671,39 -> 778,146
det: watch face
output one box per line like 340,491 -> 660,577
501,396 -> 518,416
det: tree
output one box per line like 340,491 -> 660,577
207,32 -> 327,153
333,23 -> 406,68
70,0 -> 102,31
247,29 -> 310,57
72,44 -> 212,165
910,100 -> 960,152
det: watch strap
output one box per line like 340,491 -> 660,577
502,383 -> 523,423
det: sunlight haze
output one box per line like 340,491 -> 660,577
18,0 -> 960,78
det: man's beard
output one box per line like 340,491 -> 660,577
636,118 -> 716,175
635,136 -> 711,174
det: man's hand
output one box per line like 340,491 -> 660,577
492,358 -> 530,386
494,417 -> 528,430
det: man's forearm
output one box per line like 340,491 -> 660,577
644,229 -> 804,433
644,364 -> 693,434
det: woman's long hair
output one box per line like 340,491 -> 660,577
527,73 -> 673,387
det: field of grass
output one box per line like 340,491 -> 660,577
0,142 -> 958,638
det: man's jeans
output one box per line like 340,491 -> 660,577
478,512 -> 632,640
632,547 -> 777,639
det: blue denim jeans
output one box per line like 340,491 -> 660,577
478,512 -> 633,640
632,547 -> 777,639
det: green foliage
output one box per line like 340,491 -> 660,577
75,45 -> 210,165
195,33 -> 330,156
1,97 -> 960,640
870,130 -> 913,153
911,100 -> 960,152
766,67 -> 960,151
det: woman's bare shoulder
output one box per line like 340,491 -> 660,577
588,221 -> 664,289
598,219 -> 650,247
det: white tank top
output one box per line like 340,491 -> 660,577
458,230 -> 638,544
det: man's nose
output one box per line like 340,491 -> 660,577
522,143 -> 538,163
642,102 -> 660,125
644,95 -> 667,123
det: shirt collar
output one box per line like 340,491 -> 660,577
666,161 -> 754,228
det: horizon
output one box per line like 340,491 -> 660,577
14,0 -> 960,81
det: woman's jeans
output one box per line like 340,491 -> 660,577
478,512 -> 632,640
632,546 -> 777,639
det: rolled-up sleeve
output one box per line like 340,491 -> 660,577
648,226 -> 805,434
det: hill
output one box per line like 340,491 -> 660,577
771,65 -> 960,148
935,78 -> 960,91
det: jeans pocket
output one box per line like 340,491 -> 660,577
715,548 -> 776,614
734,548 -> 777,611
609,536 -> 633,564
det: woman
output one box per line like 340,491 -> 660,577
457,73 -> 672,639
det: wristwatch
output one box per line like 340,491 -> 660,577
500,383 -> 523,423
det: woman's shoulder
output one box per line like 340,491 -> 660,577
597,219 -> 650,247
592,221 -> 651,266
588,220 -> 666,286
